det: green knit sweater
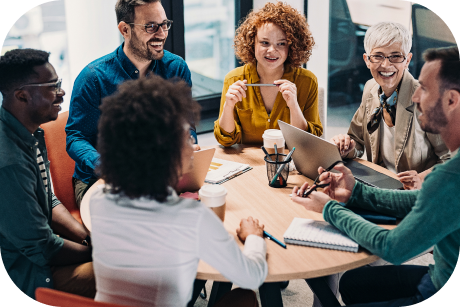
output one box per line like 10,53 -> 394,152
323,152 -> 460,291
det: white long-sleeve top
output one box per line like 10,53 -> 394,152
90,186 -> 268,307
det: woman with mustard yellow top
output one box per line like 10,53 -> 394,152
214,2 -> 323,147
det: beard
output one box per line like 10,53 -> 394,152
128,29 -> 164,62
419,97 -> 448,134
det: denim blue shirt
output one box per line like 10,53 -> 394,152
65,44 -> 195,183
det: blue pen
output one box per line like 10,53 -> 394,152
263,230 -> 287,249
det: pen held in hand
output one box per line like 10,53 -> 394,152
246,84 -> 278,87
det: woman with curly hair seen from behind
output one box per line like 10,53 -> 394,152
214,1 -> 322,147
90,76 -> 268,307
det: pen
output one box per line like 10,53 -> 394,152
263,230 -> 287,249
302,160 -> 342,197
246,84 -> 278,87
261,146 -> 273,162
270,147 -> 296,185
274,143 -> 278,161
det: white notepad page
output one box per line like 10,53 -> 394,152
283,218 -> 359,252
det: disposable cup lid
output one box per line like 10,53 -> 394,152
199,185 -> 227,198
262,129 -> 284,140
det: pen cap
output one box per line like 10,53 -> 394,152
262,129 -> 285,150
199,185 -> 227,208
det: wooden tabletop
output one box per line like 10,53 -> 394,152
81,145 -> 397,282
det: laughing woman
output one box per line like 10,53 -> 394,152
330,22 -> 450,190
214,2 -> 323,147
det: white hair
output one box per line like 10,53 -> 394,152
364,22 -> 412,55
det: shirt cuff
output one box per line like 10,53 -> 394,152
218,123 -> 237,138
243,234 -> 267,256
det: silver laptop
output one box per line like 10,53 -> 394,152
278,120 -> 403,189
175,148 -> 216,193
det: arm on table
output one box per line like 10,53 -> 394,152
198,210 -> 267,289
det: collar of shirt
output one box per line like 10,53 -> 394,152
0,107 -> 39,148
117,43 -> 157,78
451,148 -> 459,157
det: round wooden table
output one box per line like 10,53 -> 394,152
81,145 -> 396,283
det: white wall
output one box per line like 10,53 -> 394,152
307,0 -> 330,137
64,0 -> 120,101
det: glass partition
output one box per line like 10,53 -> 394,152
327,0 -> 457,139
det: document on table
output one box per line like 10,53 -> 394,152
205,158 -> 252,184
283,218 -> 359,252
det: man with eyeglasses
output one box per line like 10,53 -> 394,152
65,0 -> 199,208
314,21 -> 450,307
0,48 -> 95,299
293,46 -> 460,307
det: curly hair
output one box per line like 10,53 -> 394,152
97,75 -> 200,201
234,1 -> 314,67
0,48 -> 49,97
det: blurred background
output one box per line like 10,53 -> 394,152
1,0 -> 457,140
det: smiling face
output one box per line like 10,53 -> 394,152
412,60 -> 448,134
127,2 -> 168,62
254,23 -> 288,72
24,63 -> 65,127
363,42 -> 412,96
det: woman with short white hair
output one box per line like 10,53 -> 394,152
315,22 -> 450,307
330,22 -> 449,190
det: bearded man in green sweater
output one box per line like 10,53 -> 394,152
292,46 -> 460,306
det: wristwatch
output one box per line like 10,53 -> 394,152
82,235 -> 92,246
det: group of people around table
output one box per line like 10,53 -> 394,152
0,0 -> 459,306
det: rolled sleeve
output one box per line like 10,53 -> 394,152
0,164 -> 64,266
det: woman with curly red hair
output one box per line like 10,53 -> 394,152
214,2 -> 323,147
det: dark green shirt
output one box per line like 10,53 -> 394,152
323,151 -> 460,291
0,107 -> 64,298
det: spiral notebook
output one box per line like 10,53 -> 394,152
283,218 -> 359,252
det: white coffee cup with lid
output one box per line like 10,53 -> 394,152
262,129 -> 285,155
199,185 -> 227,221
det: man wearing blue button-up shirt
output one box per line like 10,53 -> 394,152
66,0 -> 198,207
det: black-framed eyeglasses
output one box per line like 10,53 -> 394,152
16,79 -> 63,95
368,54 -> 406,63
128,20 -> 173,34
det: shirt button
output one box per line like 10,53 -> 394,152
268,119 -> 270,122
45,278 -> 50,283
135,70 -> 139,73
35,142 -> 38,145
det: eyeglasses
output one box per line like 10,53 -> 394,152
129,20 -> 173,34
17,79 -> 63,95
368,54 -> 406,63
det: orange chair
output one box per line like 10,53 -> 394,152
41,111 -> 81,223
36,288 -> 132,307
